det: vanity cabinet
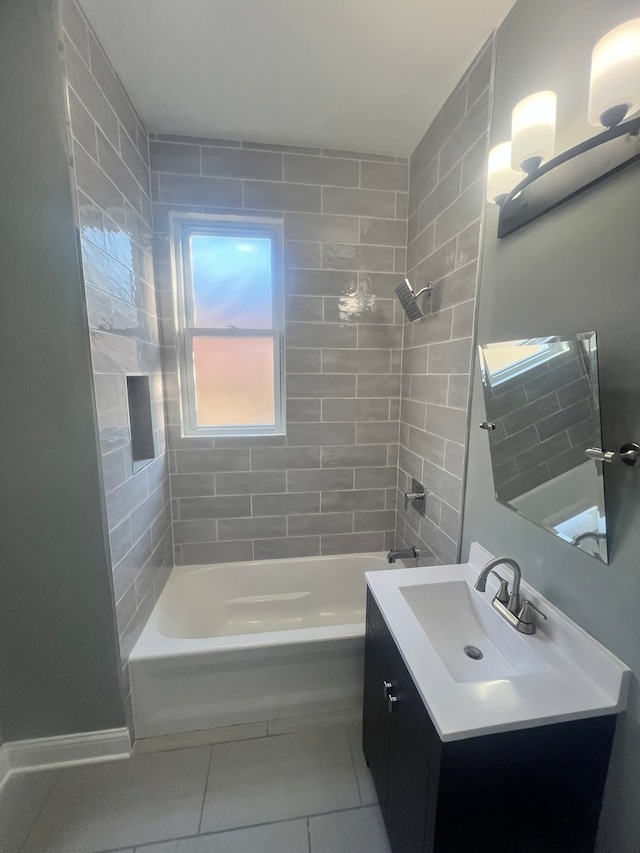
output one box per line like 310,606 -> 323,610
362,589 -> 617,853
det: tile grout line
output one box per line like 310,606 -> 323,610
17,768 -> 63,853
345,727 -> 365,806
197,744 -> 215,835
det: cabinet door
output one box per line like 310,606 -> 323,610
386,641 -> 431,853
362,616 -> 392,816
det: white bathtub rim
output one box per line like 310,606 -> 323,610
130,550 -> 393,663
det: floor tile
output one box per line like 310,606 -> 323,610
200,727 -> 360,833
21,748 -> 212,852
346,724 -> 378,805
135,818 -> 308,852
0,769 -> 60,853
309,805 -> 391,853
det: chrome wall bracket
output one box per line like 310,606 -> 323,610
585,443 -> 640,466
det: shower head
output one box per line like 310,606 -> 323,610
394,278 -> 433,321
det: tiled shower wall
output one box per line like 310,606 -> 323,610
395,38 -> 494,565
60,0 -> 172,708
151,138 -> 408,563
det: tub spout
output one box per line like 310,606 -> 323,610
387,546 -> 419,563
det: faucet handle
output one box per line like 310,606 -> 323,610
493,574 -> 510,605
518,600 -> 547,624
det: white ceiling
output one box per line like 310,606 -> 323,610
79,0 -> 517,157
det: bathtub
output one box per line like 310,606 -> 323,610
129,551 -> 393,739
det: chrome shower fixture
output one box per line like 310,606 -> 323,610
394,278 -> 433,321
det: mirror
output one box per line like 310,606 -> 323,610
478,333 -> 608,562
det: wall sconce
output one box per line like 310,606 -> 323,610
489,18 -> 640,238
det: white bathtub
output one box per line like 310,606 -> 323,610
129,552 -> 393,739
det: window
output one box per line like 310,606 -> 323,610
480,338 -> 570,388
171,214 -> 285,436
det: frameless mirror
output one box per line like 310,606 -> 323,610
478,333 -> 608,562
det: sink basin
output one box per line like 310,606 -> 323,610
401,581 -> 548,682
365,542 -> 630,741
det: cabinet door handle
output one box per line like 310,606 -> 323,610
383,680 -> 393,699
387,693 -> 398,714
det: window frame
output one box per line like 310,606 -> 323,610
170,212 -> 286,437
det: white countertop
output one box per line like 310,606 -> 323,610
366,542 -> 630,742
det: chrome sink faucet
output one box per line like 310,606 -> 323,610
474,556 -> 546,634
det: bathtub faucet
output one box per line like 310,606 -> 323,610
387,546 -> 419,564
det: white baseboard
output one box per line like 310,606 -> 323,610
0,727 -> 131,789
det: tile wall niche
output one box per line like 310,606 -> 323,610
151,137 -> 409,564
60,0 -> 172,716
395,37 -> 495,565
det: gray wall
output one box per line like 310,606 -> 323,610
395,39 -> 493,565
151,137 -> 408,563
0,0 -> 123,740
60,0 -> 173,722
461,0 -> 640,849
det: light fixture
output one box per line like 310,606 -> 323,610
511,91 -> 557,173
487,142 -> 524,204
488,17 -> 640,238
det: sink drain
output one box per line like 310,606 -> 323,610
464,645 -> 484,660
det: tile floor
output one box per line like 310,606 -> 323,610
1,725 -> 391,853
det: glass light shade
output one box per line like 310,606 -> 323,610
511,91 -> 557,172
487,142 -> 523,204
588,18 -> 640,127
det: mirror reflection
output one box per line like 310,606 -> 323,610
478,333 -> 608,562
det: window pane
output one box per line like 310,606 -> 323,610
190,234 -> 273,329
193,337 -> 275,427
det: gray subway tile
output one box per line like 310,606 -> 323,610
96,130 -> 141,213
425,404 -> 467,443
444,441 -> 465,478
178,495 -> 251,520
502,393 -> 560,436
109,517 -> 133,566
354,509 -> 397,531
87,32 -> 139,145
215,470 -> 287,495
173,449 -> 251,474
251,446 -> 321,470
322,445 -> 388,468
243,180 -> 321,212
323,148 -> 396,162
323,297 -> 395,326
417,163 -> 462,236
407,427 -> 446,467
68,87 -> 97,159
285,269 -> 357,297
321,531 -> 385,555
322,398 -> 389,422
252,492 -> 320,516
357,374 -> 401,398
283,211 -> 359,243
467,38 -> 494,107
536,399 -> 592,443
287,399 -> 322,422
357,324 -> 403,349
285,348 -> 322,373
355,467 -> 398,489
181,541 -> 254,565
356,422 -> 399,444
287,512 -> 353,536
360,217 -> 407,247
104,468 -> 149,529
286,422 -> 355,446
202,147 -> 283,180
322,349 -> 391,374
63,33 -> 118,148
518,432 -> 571,473
253,537 -> 319,560
284,240 -> 322,269
149,140 -> 201,175
153,132 -> 241,147
158,173 -> 243,207
283,154 -> 359,186
172,519 -> 218,544
456,219 -> 481,267
243,140 -> 321,154
287,468 -> 354,492
423,459 -> 462,511
428,337 -> 472,374
439,90 -> 491,178
360,161 -> 409,191
436,260 -> 479,309
218,516 -> 286,541
61,0 -> 90,64
287,374 -> 356,398
410,374 -> 448,405
322,186 -> 396,218
461,134 -> 489,192
321,489 -> 386,512
406,223 -> 435,273
321,244 -> 394,272
285,295 -> 324,323
452,299 -> 475,339
434,178 -> 484,247
286,322 -> 357,349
